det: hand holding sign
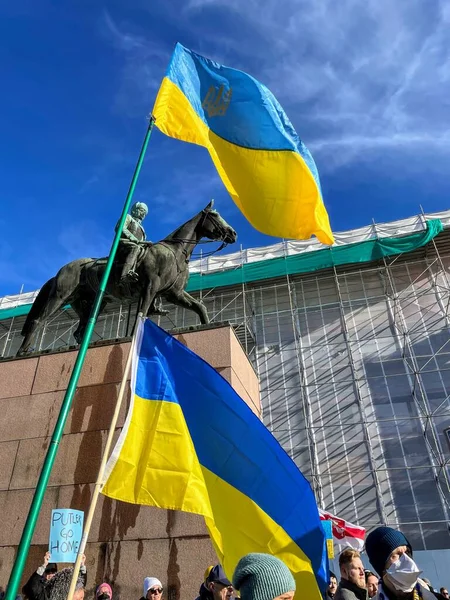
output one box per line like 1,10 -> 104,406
49,509 -> 84,563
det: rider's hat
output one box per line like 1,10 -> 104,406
132,202 -> 148,215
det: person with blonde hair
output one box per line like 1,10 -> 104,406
334,549 -> 367,600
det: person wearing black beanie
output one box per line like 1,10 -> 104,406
365,526 -> 445,600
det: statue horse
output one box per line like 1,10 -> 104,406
17,201 -> 237,356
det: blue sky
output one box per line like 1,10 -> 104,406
1,0 -> 449,296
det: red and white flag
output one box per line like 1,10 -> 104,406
319,509 -> 366,551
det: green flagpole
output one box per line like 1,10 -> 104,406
5,116 -> 155,600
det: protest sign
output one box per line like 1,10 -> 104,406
49,509 -> 84,562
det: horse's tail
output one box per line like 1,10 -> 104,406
21,277 -> 56,336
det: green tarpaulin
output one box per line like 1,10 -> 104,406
186,218 -> 443,291
0,303 -> 35,321
0,219 -> 443,322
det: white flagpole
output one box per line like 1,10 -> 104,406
66,318 -> 141,599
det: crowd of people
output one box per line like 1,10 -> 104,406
16,554 -> 296,600
325,526 -> 448,600
5,525 -> 447,600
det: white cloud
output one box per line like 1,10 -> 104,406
102,9 -> 147,52
182,0 -> 450,170
101,0 -> 450,173
101,9 -> 171,117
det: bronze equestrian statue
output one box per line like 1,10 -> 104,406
17,201 -> 237,356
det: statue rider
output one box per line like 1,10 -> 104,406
116,201 -> 150,284
115,202 -> 168,316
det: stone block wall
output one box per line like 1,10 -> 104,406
0,325 -> 260,600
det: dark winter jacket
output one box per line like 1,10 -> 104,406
195,583 -> 213,600
375,580 -> 445,600
334,579 -> 368,600
22,572 -> 48,600
23,567 -> 87,600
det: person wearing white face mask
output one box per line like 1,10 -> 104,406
365,526 -> 445,600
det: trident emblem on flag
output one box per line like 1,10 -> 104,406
202,84 -> 232,117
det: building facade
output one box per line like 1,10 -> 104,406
1,210 -> 450,552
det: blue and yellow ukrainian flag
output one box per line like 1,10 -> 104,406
153,43 -> 334,245
102,319 -> 327,597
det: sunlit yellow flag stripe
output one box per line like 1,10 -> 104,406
153,77 -> 334,244
102,395 -> 321,598
103,394 -> 213,515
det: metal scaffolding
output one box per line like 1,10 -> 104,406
1,215 -> 450,550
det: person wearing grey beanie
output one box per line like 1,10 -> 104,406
232,554 -> 296,600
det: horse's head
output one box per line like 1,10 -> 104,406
199,200 -> 237,245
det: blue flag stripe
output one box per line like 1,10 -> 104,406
165,43 -> 321,190
137,320 -> 327,586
